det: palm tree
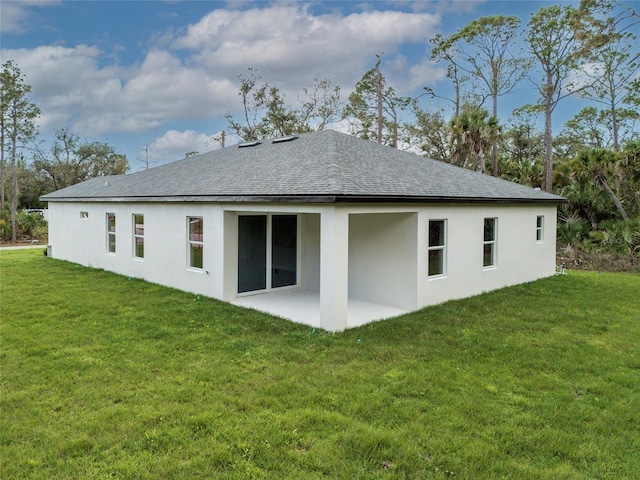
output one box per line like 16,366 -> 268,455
572,148 -> 630,221
450,106 -> 501,173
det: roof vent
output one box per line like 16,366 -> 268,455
272,135 -> 298,144
238,141 -> 261,148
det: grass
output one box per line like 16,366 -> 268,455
1,249 -> 639,479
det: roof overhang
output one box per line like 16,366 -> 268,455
41,194 -> 567,205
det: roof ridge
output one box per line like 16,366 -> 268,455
325,130 -> 343,195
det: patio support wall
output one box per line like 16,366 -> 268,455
222,210 -> 238,301
319,206 -> 349,332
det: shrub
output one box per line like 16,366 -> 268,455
557,214 -> 589,246
557,217 -> 640,273
0,217 -> 11,241
0,209 -> 48,242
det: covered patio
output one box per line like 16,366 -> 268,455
232,288 -> 408,329
224,208 -> 419,331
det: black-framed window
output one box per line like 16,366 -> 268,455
483,218 -> 497,268
188,217 -> 203,269
106,213 -> 116,253
133,214 -> 144,258
428,220 -> 446,277
536,215 -> 544,242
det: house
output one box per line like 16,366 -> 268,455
42,129 -> 564,332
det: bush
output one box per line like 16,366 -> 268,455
0,209 -> 48,242
0,217 -> 11,241
557,217 -> 640,273
557,214 -> 589,245
16,210 -> 47,237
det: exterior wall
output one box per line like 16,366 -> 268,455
48,202 -> 225,299
300,213 -> 321,292
348,212 -> 417,310
47,200 -> 557,331
47,202 -> 326,303
415,203 -> 557,309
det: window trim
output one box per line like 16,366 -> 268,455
536,215 -> 544,243
106,212 -> 116,254
483,217 -> 497,269
187,216 -> 204,270
133,213 -> 144,259
428,219 -> 447,278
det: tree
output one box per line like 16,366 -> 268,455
225,69 -> 341,141
405,105 -> 452,162
574,26 -> 639,151
617,139 -> 640,216
446,15 -> 531,176
526,4 -> 589,192
374,54 -> 384,144
297,78 -> 342,132
449,105 -> 501,173
1,61 -> 40,241
572,147 -> 630,221
501,107 -> 544,188
507,105 -> 544,165
428,33 -> 468,119
343,61 -> 413,148
555,107 -> 610,160
577,0 -> 640,45
17,162 -> 49,209
427,34 -> 480,165
33,127 -> 128,191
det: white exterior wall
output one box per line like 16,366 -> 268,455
47,200 -> 557,331
416,204 -> 557,308
348,212 -> 417,310
48,202 -> 226,298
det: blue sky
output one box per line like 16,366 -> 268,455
1,1 -> 637,170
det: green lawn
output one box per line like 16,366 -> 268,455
1,249 -> 639,479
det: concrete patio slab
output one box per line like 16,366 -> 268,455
232,288 -> 407,330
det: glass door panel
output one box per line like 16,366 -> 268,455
271,215 -> 297,288
238,215 -> 267,293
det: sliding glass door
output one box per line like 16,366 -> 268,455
238,214 -> 297,294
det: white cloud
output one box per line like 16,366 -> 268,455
385,55 -> 446,93
172,5 -> 441,91
2,3 -> 444,141
117,50 -> 235,130
145,129 -> 225,165
0,0 -> 61,34
4,45 -> 121,132
4,45 -> 237,136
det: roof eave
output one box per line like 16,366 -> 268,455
41,193 -> 567,205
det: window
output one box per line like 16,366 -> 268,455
106,213 -> 116,253
536,215 -> 544,242
188,217 -> 203,269
133,214 -> 144,258
80,211 -> 88,219
483,218 -> 497,268
428,220 -> 446,277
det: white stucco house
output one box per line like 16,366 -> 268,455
42,130 -> 564,332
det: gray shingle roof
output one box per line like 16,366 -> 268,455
42,129 -> 564,204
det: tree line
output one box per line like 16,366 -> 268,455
1,0 -> 638,269
222,0 -> 639,270
0,61 -> 128,241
